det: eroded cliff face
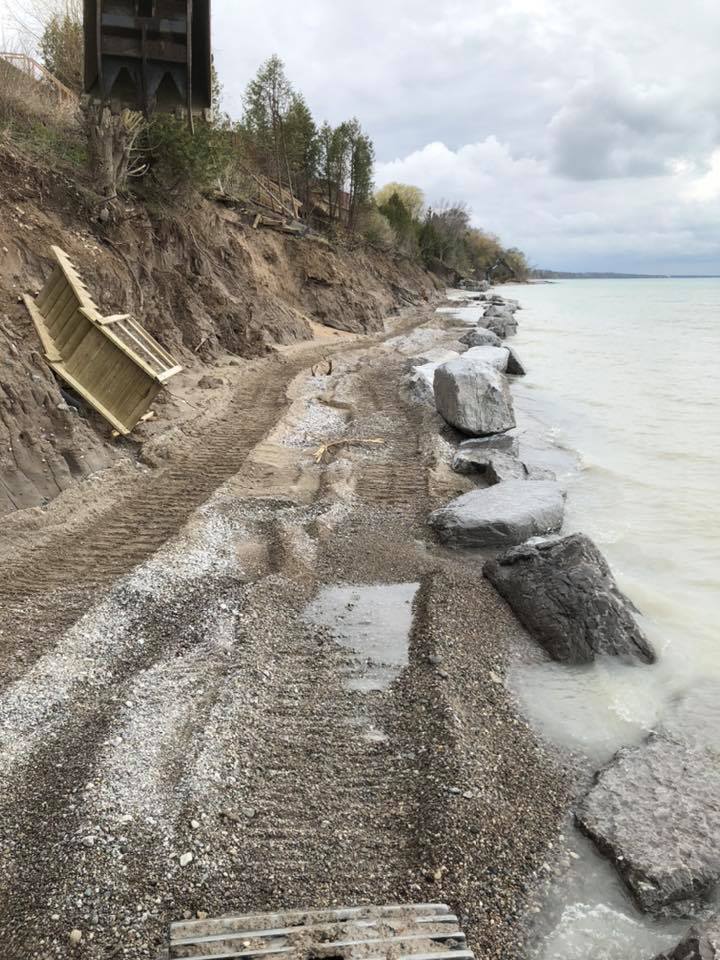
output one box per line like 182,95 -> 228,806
0,147 -> 440,515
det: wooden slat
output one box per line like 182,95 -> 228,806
174,927 -> 465,951
48,362 -> 130,435
36,266 -> 64,310
22,295 -> 62,363
171,906 -> 452,941
124,315 -> 178,367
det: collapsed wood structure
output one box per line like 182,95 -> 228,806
169,902 -> 475,960
24,246 -> 182,435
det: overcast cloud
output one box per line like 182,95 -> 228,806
3,0 -> 718,271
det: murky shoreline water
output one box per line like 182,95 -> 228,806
447,279 -> 720,958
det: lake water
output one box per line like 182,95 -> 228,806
454,279 -> 720,958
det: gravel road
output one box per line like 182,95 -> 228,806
0,309 -> 569,959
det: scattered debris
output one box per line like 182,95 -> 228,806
313,437 -> 385,463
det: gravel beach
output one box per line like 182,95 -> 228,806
0,306 -> 570,959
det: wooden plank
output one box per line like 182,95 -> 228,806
171,906 -> 452,940
56,309 -> 93,357
45,284 -> 75,329
50,291 -> 82,342
42,273 -> 70,317
174,927 -> 465,951
36,266 -> 63,311
123,316 -> 179,368
97,313 -> 133,326
157,365 -> 183,383
114,319 -> 170,373
48,362 -> 131,435
22,295 -> 62,363
77,308 -> 161,383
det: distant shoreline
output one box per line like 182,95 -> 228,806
532,271 -> 720,279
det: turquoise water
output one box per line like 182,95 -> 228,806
498,279 -> 720,958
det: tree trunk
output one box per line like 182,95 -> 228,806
84,104 -> 144,202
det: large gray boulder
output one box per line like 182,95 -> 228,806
653,917 -> 720,958
578,687 -> 720,920
484,314 -> 519,339
459,327 -> 503,348
451,443 -> 554,484
463,345 -> 510,372
434,357 -> 516,436
429,479 -> 565,548
484,304 -> 515,318
505,347 -> 526,376
452,435 -> 520,474
577,736 -> 720,918
483,534 -> 656,664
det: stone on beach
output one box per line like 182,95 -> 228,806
484,303 -> 517,318
452,435 -> 520,474
459,327 -> 503,348
429,479 -> 565,548
505,346 -> 526,376
576,734 -> 720,918
451,443 -> 550,484
463,345 -> 511,372
408,349 -> 460,402
434,357 -> 516,436
484,314 -> 519,339
653,917 -> 720,958
483,533 -> 656,664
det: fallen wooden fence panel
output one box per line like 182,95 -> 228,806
24,246 -> 182,435
169,903 -> 475,960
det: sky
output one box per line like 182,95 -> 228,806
2,0 -> 719,273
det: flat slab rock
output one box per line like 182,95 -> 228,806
653,917 -> 720,958
452,435 -> 519,474
483,533 -> 656,665
429,479 -> 565,548
577,735 -> 720,919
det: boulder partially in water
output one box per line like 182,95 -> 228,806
505,346 -> 526,376
463,345 -> 511,372
653,917 -> 720,958
577,735 -> 720,919
484,312 -> 519,339
483,533 -> 656,664
434,357 -> 516,436
430,479 -> 565,548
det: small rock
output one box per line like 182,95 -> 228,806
69,929 -> 83,946
179,852 -> 193,868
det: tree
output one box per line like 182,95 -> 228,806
378,192 -> 418,256
284,93 -> 319,212
241,55 -> 294,199
37,1 -> 83,93
345,118 -> 374,229
318,121 -> 349,224
375,182 -> 425,221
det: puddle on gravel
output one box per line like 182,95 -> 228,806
304,582 -> 419,692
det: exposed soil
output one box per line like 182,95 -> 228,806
0,144 -> 439,517
0,305 -> 570,960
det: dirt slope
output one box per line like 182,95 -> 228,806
0,145 -> 439,516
